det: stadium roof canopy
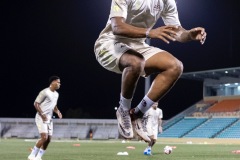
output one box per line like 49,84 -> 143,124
181,67 -> 240,82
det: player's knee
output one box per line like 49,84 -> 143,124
133,58 -> 145,73
170,59 -> 183,78
41,134 -> 49,141
128,57 -> 145,74
153,139 -> 157,143
47,137 -> 51,143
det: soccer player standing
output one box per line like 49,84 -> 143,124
28,76 -> 62,160
143,103 -> 163,155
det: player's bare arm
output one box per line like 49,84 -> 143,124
171,26 -> 207,44
54,106 -> 62,119
111,17 -> 177,40
188,27 -> 207,44
147,25 -> 179,44
158,118 -> 163,133
34,102 -> 47,121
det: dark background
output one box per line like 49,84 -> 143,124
1,0 -> 240,119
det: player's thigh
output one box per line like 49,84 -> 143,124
146,124 -> 154,137
95,39 -> 132,74
48,121 -> 53,136
152,127 -> 158,140
119,49 -> 144,71
35,114 -> 51,134
36,120 -> 48,134
144,51 -> 183,76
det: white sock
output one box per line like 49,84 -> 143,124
135,95 -> 155,113
29,146 -> 39,156
36,148 -> 45,158
119,94 -> 132,110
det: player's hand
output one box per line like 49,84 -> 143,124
150,25 -> 178,44
57,111 -> 62,119
40,114 -> 48,122
188,27 -> 207,44
158,126 -> 163,133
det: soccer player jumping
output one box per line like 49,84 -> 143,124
94,0 -> 206,141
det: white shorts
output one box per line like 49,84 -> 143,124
35,114 -> 53,136
146,122 -> 158,140
94,38 -> 164,76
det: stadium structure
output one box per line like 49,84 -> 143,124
1,67 -> 240,140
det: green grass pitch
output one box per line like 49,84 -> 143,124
0,138 -> 240,160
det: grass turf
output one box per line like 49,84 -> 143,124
0,138 -> 240,160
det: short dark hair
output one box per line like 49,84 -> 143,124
49,76 -> 60,84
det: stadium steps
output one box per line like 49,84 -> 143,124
162,100 -> 206,132
183,118 -> 238,138
215,119 -> 240,138
212,118 -> 239,138
163,116 -> 184,131
159,117 -> 207,138
180,118 -> 208,138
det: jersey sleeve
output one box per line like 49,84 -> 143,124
109,0 -> 128,20
161,0 -> 181,26
34,90 -> 46,104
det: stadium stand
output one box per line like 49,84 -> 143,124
1,67 -> 240,140
159,117 -> 208,138
92,125 -> 118,140
1,99 -> 240,140
0,118 -> 118,140
159,97 -> 240,139
216,120 -> 240,138
206,99 -> 240,112
183,118 -> 238,138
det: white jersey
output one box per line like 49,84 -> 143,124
35,88 -> 59,119
145,107 -> 163,127
97,0 -> 181,43
144,107 -> 163,139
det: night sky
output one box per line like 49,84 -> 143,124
1,0 -> 240,119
